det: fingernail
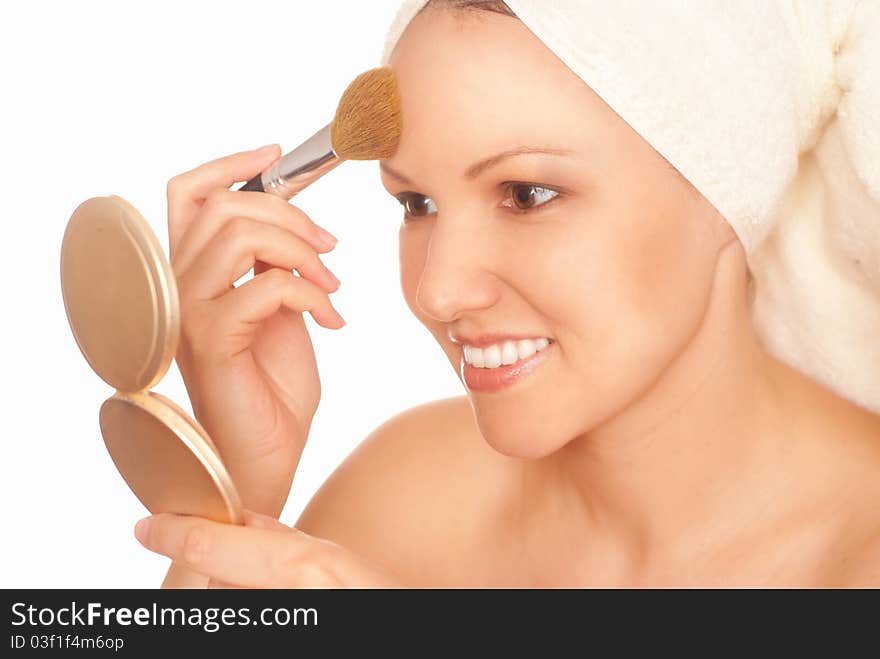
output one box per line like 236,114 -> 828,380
134,517 -> 151,545
316,226 -> 338,248
257,143 -> 279,154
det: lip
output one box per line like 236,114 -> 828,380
451,333 -> 554,349
460,341 -> 555,393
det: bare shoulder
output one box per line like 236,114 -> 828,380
828,404 -> 880,586
842,533 -> 880,586
294,395 -> 513,584
836,430 -> 880,586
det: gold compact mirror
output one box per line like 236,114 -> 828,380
60,195 -> 243,524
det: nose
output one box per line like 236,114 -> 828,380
414,214 -> 500,323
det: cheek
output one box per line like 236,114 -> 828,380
564,199 -> 718,413
594,129 -> 718,350
619,203 -> 717,338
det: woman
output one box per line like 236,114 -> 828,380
135,0 -> 880,586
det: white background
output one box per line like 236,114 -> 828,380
0,0 -> 462,587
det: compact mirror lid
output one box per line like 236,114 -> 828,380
60,195 -> 179,392
100,391 -> 243,525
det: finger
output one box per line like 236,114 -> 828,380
135,513 -> 333,588
215,267 -> 345,330
167,144 -> 281,251
178,218 -> 341,301
207,579 -> 246,590
171,189 -> 337,276
242,509 -> 292,532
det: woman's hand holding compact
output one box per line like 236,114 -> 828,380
135,510 -> 400,588
166,144 -> 345,518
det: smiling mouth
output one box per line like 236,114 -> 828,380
460,339 -> 555,393
462,337 -> 554,369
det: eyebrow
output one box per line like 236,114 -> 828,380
379,146 -> 575,186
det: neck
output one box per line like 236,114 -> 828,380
544,244 -> 809,564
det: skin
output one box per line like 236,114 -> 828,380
140,6 -> 880,587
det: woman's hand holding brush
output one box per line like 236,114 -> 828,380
166,144 -> 345,520
152,68 -> 400,588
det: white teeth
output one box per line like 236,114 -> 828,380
463,337 -> 552,368
483,344 -> 502,368
501,341 -> 519,365
464,345 -> 485,368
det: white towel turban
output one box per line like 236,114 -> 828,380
378,0 -> 880,413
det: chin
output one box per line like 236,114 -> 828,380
474,414 -> 569,460
484,433 -> 566,460
470,391 -> 605,460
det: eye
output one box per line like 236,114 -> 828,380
394,183 -> 562,222
396,192 -> 438,220
500,183 -> 560,213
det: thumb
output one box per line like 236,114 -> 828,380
241,508 -> 291,532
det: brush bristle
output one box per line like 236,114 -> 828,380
331,67 -> 401,161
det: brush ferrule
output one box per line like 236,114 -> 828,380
261,123 -> 341,200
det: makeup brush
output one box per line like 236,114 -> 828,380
237,66 -> 401,199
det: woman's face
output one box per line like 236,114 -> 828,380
380,7 -> 734,458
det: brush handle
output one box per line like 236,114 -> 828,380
231,124 -> 340,201
236,175 -> 264,193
